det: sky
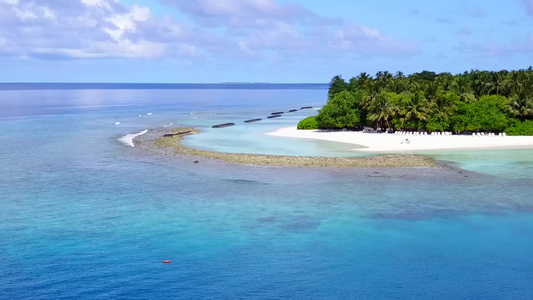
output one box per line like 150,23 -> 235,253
0,0 -> 532,83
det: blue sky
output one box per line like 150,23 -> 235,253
1,0 -> 532,83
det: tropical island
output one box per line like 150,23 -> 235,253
297,68 -> 533,135
134,68 -> 533,164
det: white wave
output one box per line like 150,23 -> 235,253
163,122 -> 173,128
119,130 -> 148,147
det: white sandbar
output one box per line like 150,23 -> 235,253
267,127 -> 533,152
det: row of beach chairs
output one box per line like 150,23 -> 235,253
473,132 -> 506,136
394,131 -> 507,136
395,131 -> 452,136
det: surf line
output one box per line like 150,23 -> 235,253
119,130 -> 148,147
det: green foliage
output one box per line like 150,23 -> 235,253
347,77 -> 360,94
470,95 -> 510,132
317,91 -> 361,129
328,75 -> 347,100
509,87 -> 533,121
505,120 -> 533,135
402,91 -> 430,122
297,116 -> 319,130
304,69 -> 533,134
365,91 -> 398,130
426,116 -> 450,132
410,70 -> 437,82
450,95 -> 509,132
432,91 -> 459,119
449,102 -> 471,132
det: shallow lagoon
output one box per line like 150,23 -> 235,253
1,85 -> 532,299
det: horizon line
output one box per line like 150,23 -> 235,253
0,82 -> 329,85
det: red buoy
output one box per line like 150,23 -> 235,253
162,260 -> 171,264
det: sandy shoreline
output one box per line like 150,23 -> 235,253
133,128 -> 437,168
267,127 -> 533,152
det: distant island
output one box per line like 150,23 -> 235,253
298,68 -> 533,135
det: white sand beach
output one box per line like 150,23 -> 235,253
267,127 -> 533,152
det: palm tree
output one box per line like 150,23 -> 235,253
508,71 -> 523,97
408,80 -> 421,93
375,71 -> 393,92
357,72 -> 371,90
395,71 -> 405,79
365,92 -> 396,130
403,91 -> 430,122
435,73 -> 455,91
484,71 -> 509,96
432,91 -> 458,119
366,79 -> 381,95
452,76 -> 475,102
509,87 -> 533,121
423,81 -> 439,102
347,77 -> 360,94
391,72 -> 408,93
472,70 -> 490,97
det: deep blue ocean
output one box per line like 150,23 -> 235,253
1,83 -> 532,299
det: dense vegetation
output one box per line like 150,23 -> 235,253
299,68 -> 533,135
297,116 -> 319,129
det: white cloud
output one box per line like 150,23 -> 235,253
13,6 -> 36,20
159,0 -> 323,27
158,0 -> 418,59
0,0 -> 199,59
318,24 -> 419,56
0,0 -> 419,61
104,5 -> 150,41
34,39 -> 166,58
41,6 -> 55,19
80,0 -> 116,11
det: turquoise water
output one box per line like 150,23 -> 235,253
1,85 -> 533,299
421,149 -> 533,180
